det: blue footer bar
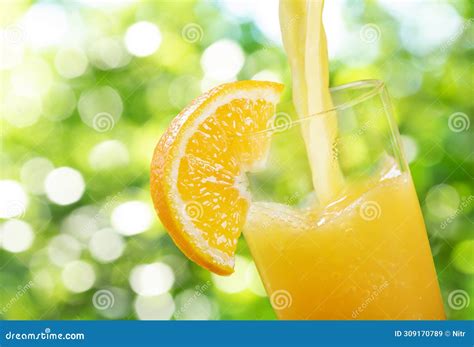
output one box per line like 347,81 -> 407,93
1,320 -> 473,346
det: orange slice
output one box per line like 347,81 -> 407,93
150,81 -> 284,275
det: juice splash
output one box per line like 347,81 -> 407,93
279,0 -> 344,204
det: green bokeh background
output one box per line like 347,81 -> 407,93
0,0 -> 472,320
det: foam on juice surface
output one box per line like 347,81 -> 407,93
247,162 -> 404,235
279,0 -> 344,204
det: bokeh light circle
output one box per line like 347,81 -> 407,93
20,157 -> 54,195
22,3 -> 69,49
54,47 -> 88,78
251,70 -> 282,83
11,57 -> 52,95
61,206 -> 103,244
89,140 -> 129,171
43,83 -> 76,121
125,21 -> 162,57
45,167 -> 85,205
4,92 -> 42,128
0,180 -> 28,219
78,86 -> 123,130
111,201 -> 153,236
89,37 -> 131,70
134,293 -> 175,320
174,289 -> 213,320
1,219 -> 34,253
61,260 -> 96,293
425,184 -> 460,219
48,234 -> 82,267
201,39 -> 244,81
89,228 -> 125,263
129,262 -> 175,296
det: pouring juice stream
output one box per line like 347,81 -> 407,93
279,0 -> 344,204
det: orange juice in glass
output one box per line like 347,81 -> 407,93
241,80 -> 445,320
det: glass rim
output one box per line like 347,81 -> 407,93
244,79 -> 385,137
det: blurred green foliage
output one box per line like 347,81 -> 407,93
0,0 -> 472,320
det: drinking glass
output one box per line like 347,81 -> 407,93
237,80 -> 445,320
